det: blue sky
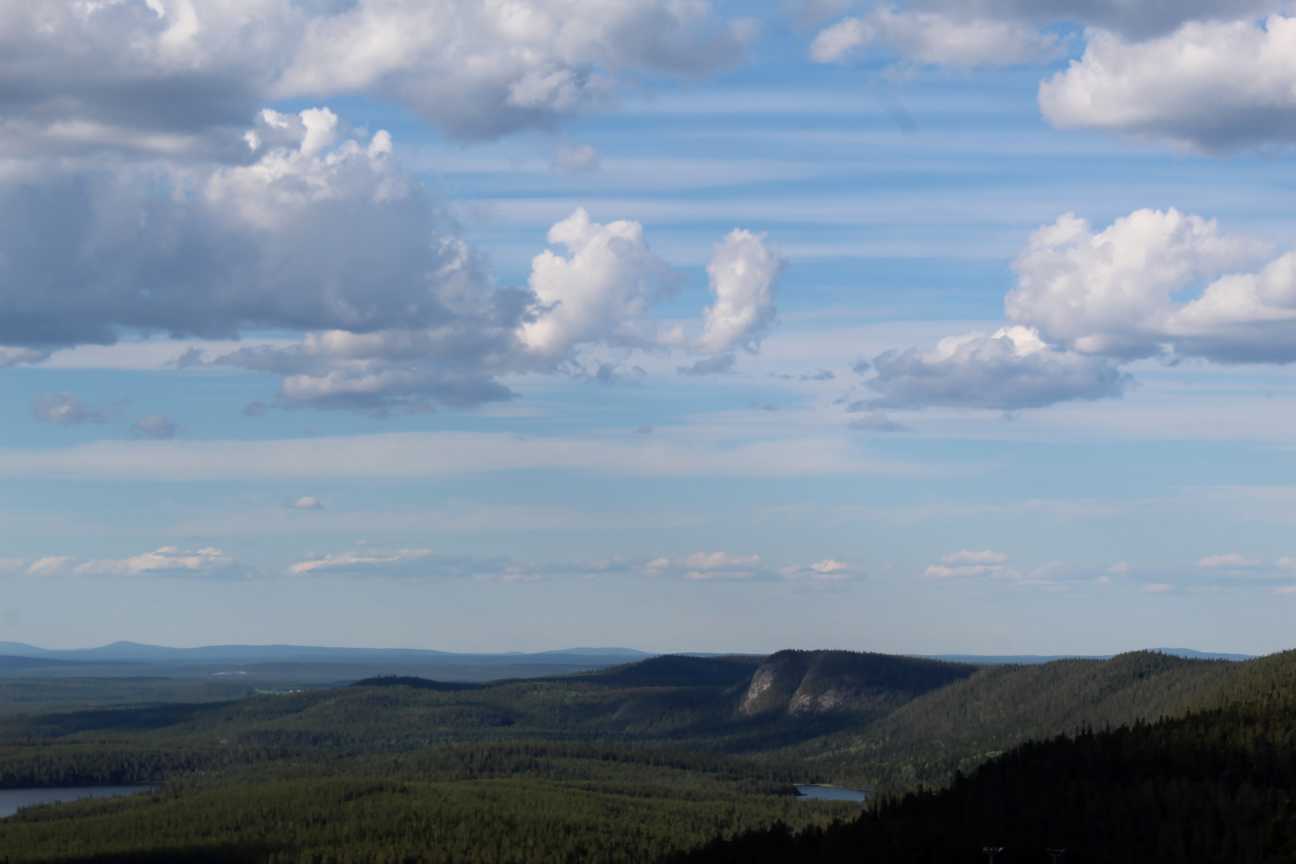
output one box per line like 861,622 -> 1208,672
5,0 -> 1296,653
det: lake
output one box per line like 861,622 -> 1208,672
796,784 -> 869,803
0,786 -> 153,819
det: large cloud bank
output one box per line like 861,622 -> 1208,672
859,208 -> 1296,410
0,2 -> 783,414
808,2 -> 1296,151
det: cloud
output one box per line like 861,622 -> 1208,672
1198,553 -> 1264,570
863,325 -> 1128,411
25,556 -> 77,578
808,3 -> 1287,152
553,143 -> 600,173
291,496 -> 325,511
519,208 -> 681,360
925,548 -> 1013,579
131,415 -> 178,440
0,348 -> 52,368
276,0 -> 755,139
847,410 -> 910,433
944,549 -> 1010,565
677,353 -> 736,376
902,1 -> 1275,41
31,393 -> 105,426
0,109 -> 495,352
921,551 -> 1099,587
289,548 -> 438,577
1008,209 -> 1296,364
774,368 -> 837,382
646,551 -> 765,582
698,230 -> 783,355
642,552 -> 858,584
810,6 -> 1061,67
201,207 -> 779,410
858,207 -> 1296,412
1040,15 -> 1296,152
0,0 -> 754,156
287,548 -> 545,583
23,547 -> 250,580
781,558 -> 860,584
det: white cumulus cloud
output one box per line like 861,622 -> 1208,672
1040,15 -> 1296,152
699,230 -> 783,355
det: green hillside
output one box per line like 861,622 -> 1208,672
1,648 -> 1291,862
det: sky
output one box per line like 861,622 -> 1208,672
5,0 -> 1296,654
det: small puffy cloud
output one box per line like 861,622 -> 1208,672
810,7 -> 1061,67
864,326 -> 1128,411
944,549 -> 1010,565
925,549 -> 1013,579
1108,561 -> 1133,576
645,551 -> 765,582
291,496 -> 325,511
1040,16 -> 1296,152
643,552 -> 856,584
131,415 -> 178,440
552,143 -> 600,173
699,230 -> 783,355
32,393 -> 105,426
924,561 -> 1006,580
782,558 -> 859,584
25,556 -> 80,578
520,208 -> 680,360
1198,553 -> 1264,570
921,552 -> 1096,587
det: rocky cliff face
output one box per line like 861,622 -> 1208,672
738,650 -> 975,718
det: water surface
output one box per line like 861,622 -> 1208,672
0,786 -> 152,819
796,784 -> 868,803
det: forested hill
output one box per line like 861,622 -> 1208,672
3,649 -> 1295,862
680,694 -> 1296,862
797,650 -> 1241,789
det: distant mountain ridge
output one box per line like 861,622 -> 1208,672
928,647 -> 1253,665
0,641 -> 656,665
